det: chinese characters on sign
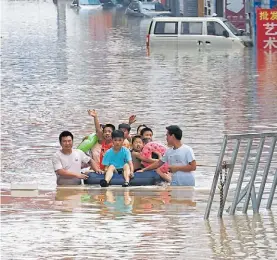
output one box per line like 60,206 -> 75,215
256,9 -> 277,50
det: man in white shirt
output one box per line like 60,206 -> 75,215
52,131 -> 98,185
138,125 -> 196,186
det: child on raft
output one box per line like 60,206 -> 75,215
140,127 -> 153,141
100,130 -> 134,187
131,135 -> 157,171
86,111 -> 170,182
88,110 -> 135,173
118,123 -> 132,149
131,134 -> 171,182
88,109 -> 115,173
136,124 -> 147,135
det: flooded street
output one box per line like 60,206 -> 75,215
1,187 -> 277,259
1,0 -> 277,259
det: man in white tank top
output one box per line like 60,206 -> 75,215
52,131 -> 98,185
138,125 -> 196,186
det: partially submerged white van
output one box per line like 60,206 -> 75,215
146,17 -> 252,48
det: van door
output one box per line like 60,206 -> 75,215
178,21 -> 205,48
204,21 -> 233,48
150,21 -> 178,47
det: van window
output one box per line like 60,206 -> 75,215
154,22 -> 178,34
181,22 -> 202,35
207,22 -> 226,36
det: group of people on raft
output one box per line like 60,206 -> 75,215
52,109 -> 197,187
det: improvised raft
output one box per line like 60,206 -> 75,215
78,133 -> 163,186
84,171 -> 163,186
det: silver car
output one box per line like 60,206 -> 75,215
125,1 -> 172,17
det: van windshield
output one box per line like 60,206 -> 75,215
223,20 -> 240,36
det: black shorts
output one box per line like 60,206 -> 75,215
114,168 -> 124,175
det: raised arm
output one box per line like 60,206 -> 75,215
88,109 -> 103,141
128,115 -> 137,125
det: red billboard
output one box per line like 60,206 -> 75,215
225,0 -> 246,29
256,8 -> 277,50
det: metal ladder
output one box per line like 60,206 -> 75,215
204,132 -> 277,219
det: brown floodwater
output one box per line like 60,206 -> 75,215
1,186 -> 277,259
1,0 -> 277,258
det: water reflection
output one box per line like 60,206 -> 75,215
205,213 -> 277,260
206,219 -> 236,259
256,50 -> 277,126
1,188 -> 277,259
54,187 -> 197,215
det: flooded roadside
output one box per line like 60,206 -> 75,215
1,0 -> 277,258
1,186 -> 277,259
1,0 -> 277,188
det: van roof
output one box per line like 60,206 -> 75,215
152,16 -> 227,22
